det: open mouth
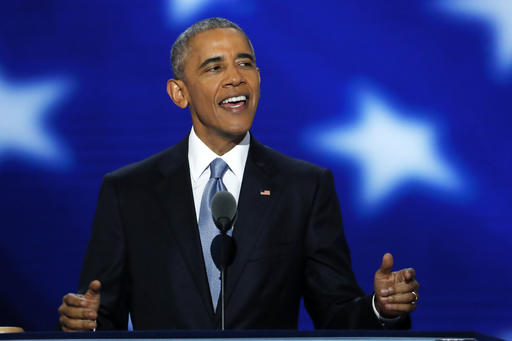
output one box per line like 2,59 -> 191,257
219,95 -> 248,110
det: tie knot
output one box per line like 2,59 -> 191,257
209,158 -> 228,179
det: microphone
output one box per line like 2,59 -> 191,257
211,234 -> 236,270
210,190 -> 237,330
211,190 -> 237,233
210,190 -> 237,269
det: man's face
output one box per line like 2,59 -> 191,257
179,28 -> 260,142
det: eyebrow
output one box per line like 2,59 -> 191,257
236,53 -> 255,62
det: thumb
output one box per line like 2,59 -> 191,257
85,280 -> 101,300
378,253 -> 394,274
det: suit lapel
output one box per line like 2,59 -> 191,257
154,138 -> 216,320
224,137 -> 280,308
153,136 -> 281,322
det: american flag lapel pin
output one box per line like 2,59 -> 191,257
260,189 -> 271,196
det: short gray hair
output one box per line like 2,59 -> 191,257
170,17 -> 254,80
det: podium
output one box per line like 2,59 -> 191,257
0,330 -> 503,341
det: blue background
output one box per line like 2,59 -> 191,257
0,1 -> 511,339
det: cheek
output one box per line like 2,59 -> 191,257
190,91 -> 215,112
188,81 -> 216,103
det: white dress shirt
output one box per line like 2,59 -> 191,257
188,127 -> 250,223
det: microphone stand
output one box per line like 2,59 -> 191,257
220,261 -> 226,330
214,230 -> 235,331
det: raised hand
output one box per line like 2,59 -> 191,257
58,280 -> 101,331
374,253 -> 419,318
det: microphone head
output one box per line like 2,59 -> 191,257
211,234 -> 236,270
211,191 -> 237,233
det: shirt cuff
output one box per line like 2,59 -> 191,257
372,294 -> 402,326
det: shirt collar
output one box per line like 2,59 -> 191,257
188,127 -> 250,183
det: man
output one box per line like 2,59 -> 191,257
58,17 -> 419,331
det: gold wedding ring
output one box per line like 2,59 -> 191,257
411,291 -> 419,305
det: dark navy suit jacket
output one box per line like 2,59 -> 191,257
78,135 -> 410,330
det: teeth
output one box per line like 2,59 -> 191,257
221,95 -> 247,104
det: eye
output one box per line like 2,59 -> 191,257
206,65 -> 221,72
239,61 -> 253,67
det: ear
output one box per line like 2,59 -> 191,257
167,79 -> 188,108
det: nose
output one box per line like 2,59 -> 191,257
223,65 -> 245,87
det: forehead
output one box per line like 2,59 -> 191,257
186,28 -> 253,64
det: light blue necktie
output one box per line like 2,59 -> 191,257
198,157 -> 229,311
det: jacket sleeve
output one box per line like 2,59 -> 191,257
78,174 -> 129,330
302,169 -> 410,329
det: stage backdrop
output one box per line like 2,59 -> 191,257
0,1 -> 510,339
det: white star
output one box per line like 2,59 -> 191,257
166,0 -> 251,27
437,0 -> 512,74
167,0 -> 212,25
315,89 -> 462,208
0,70 -> 71,168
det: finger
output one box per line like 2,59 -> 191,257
378,253 -> 394,274
85,280 -> 101,298
380,291 -> 419,304
383,303 -> 417,313
394,268 -> 414,282
397,279 -> 419,293
387,280 -> 419,294
59,303 -> 97,320
401,268 -> 416,282
63,293 -> 87,307
59,315 -> 97,331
